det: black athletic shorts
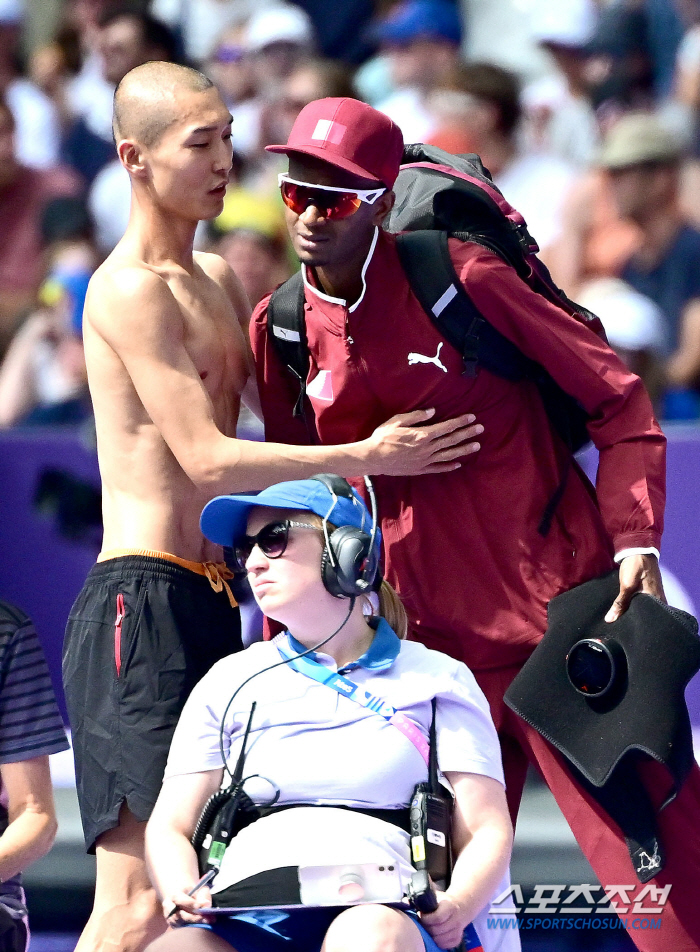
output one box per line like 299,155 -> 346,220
63,554 -> 242,853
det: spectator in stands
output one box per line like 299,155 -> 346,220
87,157 -> 133,255
150,0 -> 271,67
28,35 -> 77,134
204,25 -> 259,158
259,58 -> 356,156
61,0 -> 119,152
520,0 -> 600,168
293,0 -> 376,65
373,0 -> 464,143
214,226 -> 291,309
201,5 -> 318,190
63,5 -> 178,185
250,57 -> 356,196
0,93 -> 80,357
0,0 -> 62,170
583,0 -> 656,117
427,62 -> 577,259
0,599 -> 70,952
0,237 -> 93,429
598,111 -> 700,417
546,163 -> 643,297
244,3 -> 316,102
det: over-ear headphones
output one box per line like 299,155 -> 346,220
310,474 -> 380,598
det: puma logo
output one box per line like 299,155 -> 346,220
407,342 -> 448,373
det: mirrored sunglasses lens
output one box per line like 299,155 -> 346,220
326,193 -> 362,219
280,182 -> 361,219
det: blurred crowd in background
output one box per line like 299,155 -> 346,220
2,0 -> 700,430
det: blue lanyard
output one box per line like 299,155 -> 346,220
276,639 -> 430,764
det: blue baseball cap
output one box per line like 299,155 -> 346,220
200,476 -> 382,553
374,0 -> 464,47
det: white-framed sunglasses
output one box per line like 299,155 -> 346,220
278,173 -> 387,219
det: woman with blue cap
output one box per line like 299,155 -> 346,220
144,476 -> 517,952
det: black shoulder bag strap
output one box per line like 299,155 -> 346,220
395,230 -> 528,382
395,230 -> 484,377
267,270 -> 309,418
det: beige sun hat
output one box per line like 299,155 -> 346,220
598,112 -> 684,170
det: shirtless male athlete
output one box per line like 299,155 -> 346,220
62,63 -> 482,952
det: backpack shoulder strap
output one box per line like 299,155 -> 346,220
395,230 -> 527,381
395,230 -> 483,376
267,270 -> 309,418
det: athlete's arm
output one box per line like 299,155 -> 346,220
419,772 -> 512,949
453,243 -> 668,621
452,242 -> 665,554
0,756 -> 58,881
145,769 -> 223,924
87,268 -> 481,492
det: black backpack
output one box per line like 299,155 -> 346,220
267,144 -> 608,533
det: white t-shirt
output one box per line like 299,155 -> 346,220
521,74 -> 600,168
165,623 -> 503,881
6,79 -> 60,170
165,623 -> 518,950
66,55 -> 115,143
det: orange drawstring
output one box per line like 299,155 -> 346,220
97,549 -> 238,607
202,561 -> 237,608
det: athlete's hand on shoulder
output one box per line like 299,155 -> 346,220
419,889 -> 470,949
163,885 -> 214,926
605,553 -> 666,623
363,408 -> 483,476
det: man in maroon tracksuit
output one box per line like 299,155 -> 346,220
250,97 -> 700,949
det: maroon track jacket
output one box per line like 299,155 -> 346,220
250,230 -> 666,672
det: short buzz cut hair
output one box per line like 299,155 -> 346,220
113,61 -> 215,148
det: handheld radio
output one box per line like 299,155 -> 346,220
407,698 -> 453,908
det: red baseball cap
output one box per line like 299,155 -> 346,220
266,97 -> 405,187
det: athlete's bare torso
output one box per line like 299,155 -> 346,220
83,246 -> 251,561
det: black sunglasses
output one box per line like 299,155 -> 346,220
233,519 -> 318,572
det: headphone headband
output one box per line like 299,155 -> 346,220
310,473 -> 358,501
309,474 -> 380,598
